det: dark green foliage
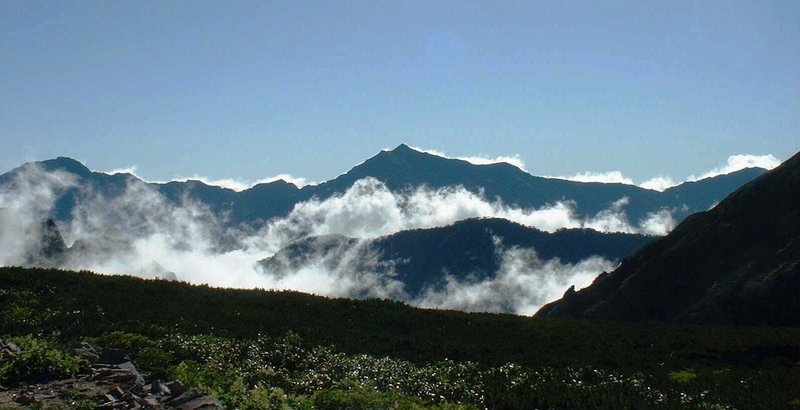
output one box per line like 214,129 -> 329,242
3,267 -> 798,372
1,267 -> 799,408
0,335 -> 82,385
312,385 -> 471,410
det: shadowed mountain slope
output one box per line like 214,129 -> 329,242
536,151 -> 800,326
262,218 -> 655,296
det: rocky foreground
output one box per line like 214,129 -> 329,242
0,340 -> 222,409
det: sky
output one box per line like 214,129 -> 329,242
1,1 -> 798,186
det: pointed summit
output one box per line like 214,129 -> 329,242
390,143 -> 417,154
383,143 -> 431,159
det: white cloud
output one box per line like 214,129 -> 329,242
583,197 -> 636,233
554,171 -> 634,185
688,154 -> 780,181
639,176 -> 677,191
411,238 -> 616,315
408,146 -> 528,171
638,209 -> 677,236
0,164 -> 77,266
265,234 -> 617,315
105,166 -> 139,176
0,167 -> 673,314
151,174 -> 314,191
551,153 -> 779,192
254,174 -> 312,188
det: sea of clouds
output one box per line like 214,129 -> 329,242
2,152 -> 765,314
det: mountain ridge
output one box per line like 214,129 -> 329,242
261,217 -> 655,300
0,145 -> 768,229
536,150 -> 800,326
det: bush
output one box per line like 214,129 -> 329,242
89,331 -> 155,354
669,369 -> 697,384
0,335 -> 82,386
135,346 -> 174,376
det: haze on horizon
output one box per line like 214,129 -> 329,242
1,1 -> 797,185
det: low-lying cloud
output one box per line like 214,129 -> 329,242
687,154 -> 780,181
412,237 -> 616,314
1,165 -> 670,315
554,154 -> 780,192
555,171 -> 634,185
102,166 -> 313,191
408,146 -> 528,171
253,178 -> 675,245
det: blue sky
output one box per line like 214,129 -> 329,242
1,1 -> 798,186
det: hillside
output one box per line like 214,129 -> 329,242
2,266 -> 799,409
537,151 -> 800,326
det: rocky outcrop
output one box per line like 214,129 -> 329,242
0,342 -> 222,409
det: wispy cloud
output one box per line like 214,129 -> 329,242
552,171 -> 634,185
105,166 -> 139,175
412,237 -> 616,315
408,146 -> 527,171
553,154 -> 780,192
132,173 -> 314,191
687,154 -> 780,181
638,176 -> 677,191
1,150 -> 776,315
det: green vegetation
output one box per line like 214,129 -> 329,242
1,267 -> 799,409
0,335 -> 83,385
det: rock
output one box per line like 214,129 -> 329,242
174,395 -> 224,410
2,341 -> 22,355
99,347 -> 131,364
150,379 -> 170,396
15,391 -> 39,405
73,347 -> 100,363
107,385 -> 126,399
142,395 -> 162,408
165,388 -> 202,407
116,362 -> 146,386
92,362 -> 145,387
165,380 -> 186,397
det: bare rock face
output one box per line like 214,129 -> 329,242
18,218 -> 68,268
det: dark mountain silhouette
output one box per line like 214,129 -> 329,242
536,151 -> 800,326
262,217 -> 655,296
0,145 -> 767,228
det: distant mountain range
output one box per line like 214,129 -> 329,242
261,217 -> 654,298
537,151 -> 800,326
0,144 -> 767,228
1,145 -> 792,319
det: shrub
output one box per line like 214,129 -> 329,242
89,331 -> 155,354
669,369 -> 697,384
0,335 -> 82,386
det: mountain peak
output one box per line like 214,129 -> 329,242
38,157 -> 92,177
386,143 -> 428,157
391,143 -> 416,153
